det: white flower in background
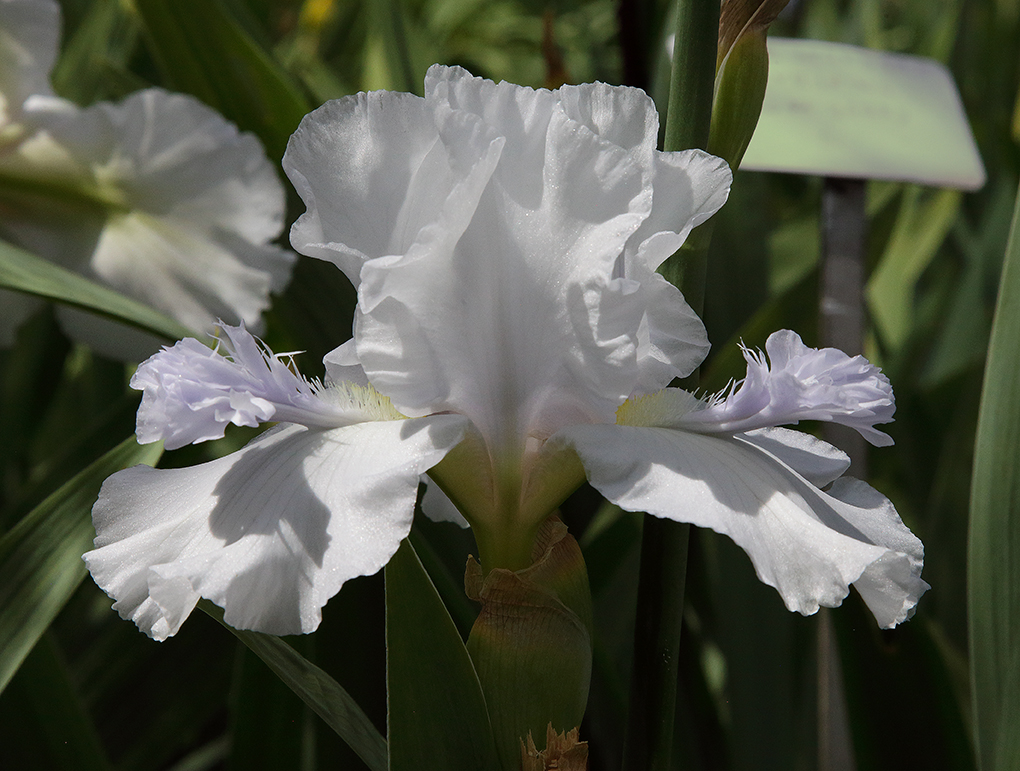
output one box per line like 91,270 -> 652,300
85,66 -> 925,641
0,0 -> 57,131
0,0 -> 294,359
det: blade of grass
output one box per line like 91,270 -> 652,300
0,239 -> 193,342
385,539 -> 499,770
199,600 -> 387,771
135,0 -> 309,161
0,435 -> 163,693
968,180 -> 1020,771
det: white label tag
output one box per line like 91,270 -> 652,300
740,38 -> 986,189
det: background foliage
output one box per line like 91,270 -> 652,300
1,0 -> 1018,769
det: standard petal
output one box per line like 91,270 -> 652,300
624,150 -> 732,273
556,423 -> 926,627
356,70 -> 651,453
85,415 -> 468,639
632,271 -> 709,390
557,80 -> 659,154
284,87 -> 503,287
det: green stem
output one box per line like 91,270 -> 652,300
0,170 -> 128,217
622,2 -> 719,769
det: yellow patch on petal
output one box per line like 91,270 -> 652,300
615,388 -> 702,428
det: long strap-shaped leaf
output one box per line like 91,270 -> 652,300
199,601 -> 388,771
0,239 -> 193,342
0,436 -> 163,693
135,0 -> 309,162
386,539 -> 499,771
969,180 -> 1020,771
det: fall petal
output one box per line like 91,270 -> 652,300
85,415 -> 467,639
557,423 -> 925,627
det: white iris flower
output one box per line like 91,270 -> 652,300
0,0 -> 294,359
85,66 -> 926,640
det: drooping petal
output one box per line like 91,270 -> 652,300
739,427 -> 850,488
0,0 -> 58,128
678,330 -> 896,445
85,415 -> 468,639
420,479 -> 470,528
556,422 -> 926,628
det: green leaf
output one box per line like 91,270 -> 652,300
199,601 -> 388,771
0,435 -> 163,694
134,0 -> 310,161
0,239 -> 194,342
0,634 -> 112,771
50,0 -> 145,104
969,179 -> 1020,771
385,539 -> 499,771
866,186 -> 961,352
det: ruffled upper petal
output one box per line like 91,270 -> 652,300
284,87 -> 504,287
556,422 -> 926,628
283,66 -> 731,469
355,91 -> 646,447
85,414 -> 468,639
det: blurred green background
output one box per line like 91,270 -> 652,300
1,0 -> 1018,769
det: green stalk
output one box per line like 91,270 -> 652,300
622,2 -> 719,769
968,180 -> 1020,771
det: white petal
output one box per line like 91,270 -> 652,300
420,478 -> 470,528
1,88 -> 294,358
85,415 -> 468,639
323,340 -> 370,387
557,80 -> 659,152
625,150 -> 733,273
0,0 -> 58,126
283,87 -> 503,287
679,330 -> 896,445
557,423 -> 926,627
355,68 -> 651,452
286,65 -> 730,464
739,427 -> 851,488
131,324 -> 400,449
632,271 -> 709,390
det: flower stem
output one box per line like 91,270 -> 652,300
623,1 -> 719,769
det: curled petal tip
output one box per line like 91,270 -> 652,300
131,323 -> 354,449
681,329 -> 895,444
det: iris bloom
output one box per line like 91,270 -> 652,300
0,0 -> 293,358
85,66 -> 926,640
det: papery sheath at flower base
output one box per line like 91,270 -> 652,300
0,0 -> 294,358
85,65 -> 925,738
